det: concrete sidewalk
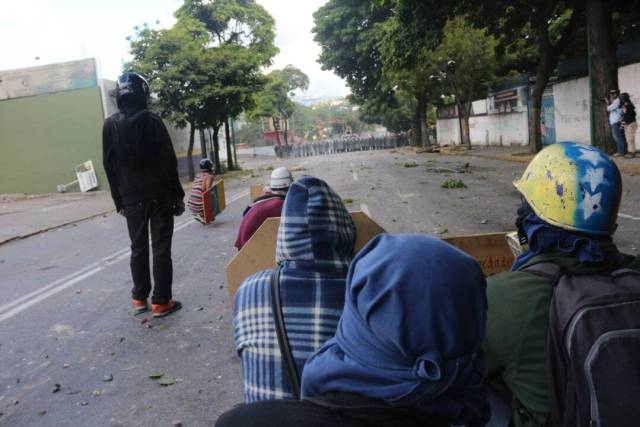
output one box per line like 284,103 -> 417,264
0,154 -> 281,246
0,191 -> 115,245
424,145 -> 640,175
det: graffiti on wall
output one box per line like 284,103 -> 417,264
0,59 -> 97,101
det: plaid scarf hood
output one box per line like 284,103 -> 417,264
234,176 -> 357,402
276,176 -> 356,273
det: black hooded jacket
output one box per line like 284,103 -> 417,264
102,110 -> 184,211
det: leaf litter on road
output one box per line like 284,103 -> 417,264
441,179 -> 467,189
157,376 -> 176,387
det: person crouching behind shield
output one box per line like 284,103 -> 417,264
187,158 -> 216,224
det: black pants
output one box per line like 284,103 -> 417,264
125,199 -> 174,305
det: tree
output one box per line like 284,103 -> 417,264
469,0 -> 584,152
374,0 -> 468,146
313,1 -> 407,138
586,0 -> 618,153
174,0 -> 277,171
433,17 -> 498,148
127,18 -> 220,180
357,91 -> 414,134
273,66 -> 309,145
251,66 -> 309,148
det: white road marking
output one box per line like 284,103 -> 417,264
0,267 -> 104,323
0,190 -> 248,323
360,204 -> 371,217
228,189 -> 250,204
619,213 -> 640,221
352,172 -> 359,181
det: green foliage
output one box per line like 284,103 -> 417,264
357,91 -> 414,133
433,17 -> 498,111
175,0 -> 278,66
127,0 -> 277,174
251,65 -> 309,122
313,0 -> 391,100
441,178 -> 467,189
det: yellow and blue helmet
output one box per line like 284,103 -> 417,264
513,142 -> 622,236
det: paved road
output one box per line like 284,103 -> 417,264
1,148 -> 639,426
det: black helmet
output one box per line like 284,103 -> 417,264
199,158 -> 213,171
116,72 -> 149,109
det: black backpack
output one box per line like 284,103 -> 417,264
524,263 -> 640,427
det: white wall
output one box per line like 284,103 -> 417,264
437,113 -> 528,146
437,118 -> 461,145
470,113 -> 529,146
619,63 -> 640,105
553,62 -> 640,145
553,76 -> 590,143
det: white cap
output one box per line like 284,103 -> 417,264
270,167 -> 293,190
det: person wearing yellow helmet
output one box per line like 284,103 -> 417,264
483,142 -> 640,426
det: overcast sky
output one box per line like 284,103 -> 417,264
0,0 -> 349,98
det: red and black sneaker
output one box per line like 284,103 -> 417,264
152,300 -> 182,318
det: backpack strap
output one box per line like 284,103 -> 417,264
253,193 -> 285,204
610,268 -> 640,279
522,262 -> 563,283
270,265 -> 301,399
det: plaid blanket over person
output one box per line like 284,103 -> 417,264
233,176 -> 356,402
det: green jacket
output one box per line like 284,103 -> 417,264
484,241 -> 639,427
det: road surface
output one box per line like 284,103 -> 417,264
1,148 -> 639,426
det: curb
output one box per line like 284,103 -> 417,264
0,177 -> 244,247
475,153 -> 640,175
448,150 -> 640,175
0,208 -> 116,247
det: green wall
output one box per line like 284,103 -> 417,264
0,87 -> 107,194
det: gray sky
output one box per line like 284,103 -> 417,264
0,0 -> 348,98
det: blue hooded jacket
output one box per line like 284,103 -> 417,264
234,176 -> 356,402
302,234 -> 490,427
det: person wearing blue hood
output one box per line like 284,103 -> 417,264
233,176 -> 357,402
219,234 -> 490,427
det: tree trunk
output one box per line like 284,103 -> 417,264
212,125 -> 222,174
413,95 -> 423,146
416,93 -> 430,147
283,116 -> 289,146
528,5 -> 584,153
230,119 -> 238,167
458,101 -> 472,149
187,122 -> 196,181
199,128 -> 207,161
272,116 -> 282,147
224,119 -> 234,171
587,0 -> 618,152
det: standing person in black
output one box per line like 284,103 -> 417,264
102,72 -> 184,318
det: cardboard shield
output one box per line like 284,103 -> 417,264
202,188 -> 215,224
225,212 -> 385,297
225,210 -> 515,298
214,179 -> 226,214
250,184 -> 264,202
